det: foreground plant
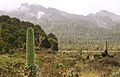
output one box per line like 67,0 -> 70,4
25,27 -> 36,77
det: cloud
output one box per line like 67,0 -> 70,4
0,0 -> 120,15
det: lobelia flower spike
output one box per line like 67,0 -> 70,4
25,27 -> 36,77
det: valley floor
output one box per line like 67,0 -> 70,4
0,50 -> 120,77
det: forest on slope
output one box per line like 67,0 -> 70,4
0,15 -> 58,54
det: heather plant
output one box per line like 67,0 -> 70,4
79,49 -> 82,54
8,49 -> 14,54
1,48 -> 6,54
112,69 -> 120,77
67,68 -> 75,77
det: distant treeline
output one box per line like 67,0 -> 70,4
0,15 -> 58,53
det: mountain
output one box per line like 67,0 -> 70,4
96,10 -> 120,21
1,3 -> 120,46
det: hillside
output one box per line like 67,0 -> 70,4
1,3 -> 120,50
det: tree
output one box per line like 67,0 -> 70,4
0,15 -> 51,51
48,33 -> 58,51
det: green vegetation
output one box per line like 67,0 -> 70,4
1,48 -> 6,54
26,27 -> 35,67
25,27 -> 36,77
0,15 -> 58,54
48,33 -> 58,51
0,52 -> 25,76
8,49 -> 14,54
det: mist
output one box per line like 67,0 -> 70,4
0,0 -> 120,15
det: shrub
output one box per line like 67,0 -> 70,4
0,48 -> 6,54
48,33 -> 58,51
48,38 -> 58,51
8,49 -> 14,54
40,37 -> 51,48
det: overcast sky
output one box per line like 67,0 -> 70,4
0,0 -> 120,15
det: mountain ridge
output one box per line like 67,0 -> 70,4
1,3 -> 120,45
